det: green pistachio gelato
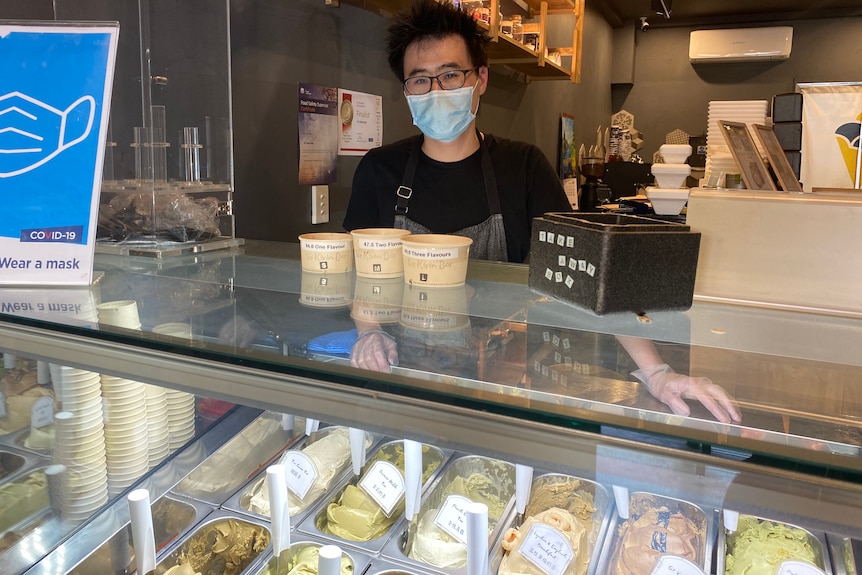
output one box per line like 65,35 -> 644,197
726,515 -> 818,575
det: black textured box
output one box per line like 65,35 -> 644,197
773,121 -> 803,151
528,213 -> 701,315
784,150 -> 801,178
772,92 -> 803,123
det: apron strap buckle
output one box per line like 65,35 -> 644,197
395,185 -> 413,214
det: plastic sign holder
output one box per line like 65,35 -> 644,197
0,22 -> 119,286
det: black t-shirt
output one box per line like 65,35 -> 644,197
343,134 -> 572,263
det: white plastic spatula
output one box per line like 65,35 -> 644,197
515,464 -> 533,517
36,361 -> 50,385
267,465 -> 291,554
723,508 -> 739,533
318,545 -> 343,575
613,485 -> 630,520
127,489 -> 156,575
404,439 -> 422,522
305,419 -> 320,436
466,502 -> 489,575
282,414 -> 295,432
349,428 -> 366,476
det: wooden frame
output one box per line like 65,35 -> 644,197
718,120 -> 777,191
753,124 -> 804,192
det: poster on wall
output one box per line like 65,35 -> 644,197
559,113 -> 578,207
799,82 -> 862,192
337,88 -> 383,156
0,23 -> 119,286
298,83 -> 338,185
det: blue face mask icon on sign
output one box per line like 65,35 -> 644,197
0,92 -> 95,178
406,81 -> 479,143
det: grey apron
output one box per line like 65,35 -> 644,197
393,134 -> 509,262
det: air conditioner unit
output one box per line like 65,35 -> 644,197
689,26 -> 793,63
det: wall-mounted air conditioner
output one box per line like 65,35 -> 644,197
689,26 -> 793,63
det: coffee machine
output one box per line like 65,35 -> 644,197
578,156 -> 604,212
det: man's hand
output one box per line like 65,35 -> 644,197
350,330 -> 399,372
635,364 -> 741,424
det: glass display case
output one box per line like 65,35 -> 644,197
46,0 -> 241,257
0,241 -> 860,575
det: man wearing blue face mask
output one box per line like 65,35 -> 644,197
343,0 -> 572,263
343,0 -> 741,426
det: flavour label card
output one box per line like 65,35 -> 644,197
0,23 -> 119,285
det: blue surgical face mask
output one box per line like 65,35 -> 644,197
406,81 -> 479,143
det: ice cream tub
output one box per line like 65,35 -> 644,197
366,557 -> 442,575
172,412 -> 307,506
64,494 -> 213,575
401,234 -> 472,287
0,467 -> 51,536
299,233 -> 354,274
352,228 -> 412,278
252,534 -> 373,575
227,426 -> 379,527
490,473 -> 614,575
826,533 -> 859,575
299,440 -> 450,554
381,453 -> 517,573
0,448 -> 38,482
717,513 -> 830,575
595,491 -> 713,575
153,510 -> 271,575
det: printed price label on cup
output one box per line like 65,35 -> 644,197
359,460 -> 405,516
433,494 -> 473,544
31,396 -> 54,429
649,555 -> 705,575
282,451 -> 318,499
517,523 -> 574,575
776,561 -> 827,575
0,392 -> 6,419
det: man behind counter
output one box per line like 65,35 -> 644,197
342,0 -> 741,425
343,0 -> 571,263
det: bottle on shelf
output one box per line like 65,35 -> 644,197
512,15 -> 524,43
501,16 -> 513,37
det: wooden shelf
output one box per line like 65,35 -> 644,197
327,0 -> 583,83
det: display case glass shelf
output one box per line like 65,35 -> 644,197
0,241 -> 861,574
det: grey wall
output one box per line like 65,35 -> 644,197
229,0 -> 613,242
615,16 -> 862,160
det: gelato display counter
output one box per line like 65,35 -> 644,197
0,240 -> 860,575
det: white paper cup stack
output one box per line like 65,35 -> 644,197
97,300 -> 142,330
166,390 -> 196,453
54,366 -> 102,414
52,411 -> 110,521
100,375 -> 150,495
143,384 -> 171,469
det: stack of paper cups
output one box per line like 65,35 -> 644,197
52,411 -> 109,522
143,384 -> 171,469
97,300 -> 142,330
166,390 -> 196,453
100,375 -> 149,495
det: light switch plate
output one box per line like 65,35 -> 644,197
311,185 -> 329,224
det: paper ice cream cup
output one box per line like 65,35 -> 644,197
401,234 -> 472,287
351,276 -> 404,325
97,300 -> 142,330
299,271 -> 353,309
299,233 -> 353,274
399,284 -> 470,332
351,228 -> 411,278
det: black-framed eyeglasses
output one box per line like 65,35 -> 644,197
403,68 -> 478,95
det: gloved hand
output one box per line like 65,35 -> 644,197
632,363 -> 742,424
350,329 -> 399,373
